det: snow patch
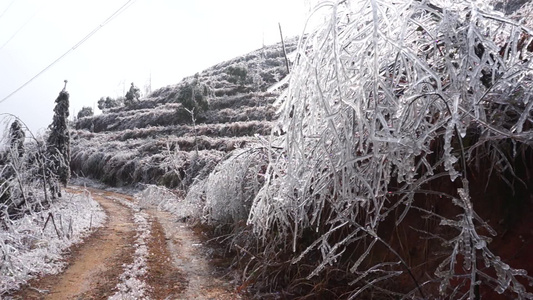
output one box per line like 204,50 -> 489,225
108,197 -> 151,300
0,189 -> 106,295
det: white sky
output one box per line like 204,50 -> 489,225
0,0 -> 310,135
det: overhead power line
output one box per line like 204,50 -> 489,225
0,0 -> 137,105
0,7 -> 41,50
0,0 -> 17,21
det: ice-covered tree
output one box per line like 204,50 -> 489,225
76,106 -> 93,119
8,120 -> 25,158
47,86 -> 71,190
242,0 -> 533,298
97,96 -> 123,110
124,82 -> 141,106
176,76 -> 209,113
173,76 -> 210,124
0,116 -> 52,217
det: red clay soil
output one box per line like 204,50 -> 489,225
7,187 -> 243,300
144,215 -> 187,299
149,208 -> 243,300
9,188 -> 137,299
375,164 -> 533,299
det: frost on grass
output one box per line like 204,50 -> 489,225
241,0 -> 533,298
109,197 -> 151,300
137,184 -> 197,221
204,147 -> 267,225
137,144 -> 268,226
137,181 -> 209,225
0,189 -> 105,295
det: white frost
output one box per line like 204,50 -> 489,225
108,197 -> 151,300
0,189 -> 106,295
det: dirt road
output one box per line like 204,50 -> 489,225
11,186 -> 240,300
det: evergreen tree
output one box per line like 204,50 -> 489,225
124,82 -> 141,106
8,119 -> 25,157
47,84 -> 71,190
174,76 -> 210,123
3,119 -> 28,213
77,106 -> 94,119
97,96 -> 123,110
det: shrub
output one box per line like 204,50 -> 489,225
0,115 -> 63,219
97,96 -> 124,110
204,147 -> 267,225
225,66 -> 248,85
76,107 -> 93,119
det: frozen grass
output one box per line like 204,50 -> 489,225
204,147 -> 267,225
71,130 -> 229,188
136,185 -> 198,222
135,144 -> 269,227
70,38 -> 297,193
0,189 -> 106,295
238,0 -> 533,298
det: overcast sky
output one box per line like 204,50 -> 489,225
0,0 -> 309,135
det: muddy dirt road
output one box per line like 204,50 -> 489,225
11,186 -> 240,300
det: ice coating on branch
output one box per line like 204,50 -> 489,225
244,0 -> 533,298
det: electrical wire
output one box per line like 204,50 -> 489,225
0,0 -> 17,21
0,6 -> 42,50
0,0 -> 137,104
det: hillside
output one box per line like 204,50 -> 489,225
70,39 -> 297,188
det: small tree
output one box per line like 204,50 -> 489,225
124,82 -> 141,106
98,96 -> 123,110
174,76 -> 210,123
1,119 -> 27,210
225,66 -> 248,85
0,115 -> 50,217
77,106 -> 93,119
47,84 -> 71,193
9,120 -> 25,158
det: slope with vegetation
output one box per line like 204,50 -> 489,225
70,39 -> 296,189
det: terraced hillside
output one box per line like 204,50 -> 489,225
71,39 -> 297,188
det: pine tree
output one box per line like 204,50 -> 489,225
47,83 -> 71,190
97,96 -> 123,110
8,119 -> 25,158
124,82 -> 141,106
77,106 -> 94,119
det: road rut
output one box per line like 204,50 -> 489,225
11,186 -> 241,299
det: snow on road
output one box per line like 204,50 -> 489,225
6,185 -> 243,299
108,196 -> 151,299
0,187 -> 106,296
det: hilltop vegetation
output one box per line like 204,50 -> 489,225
71,39 -> 296,188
